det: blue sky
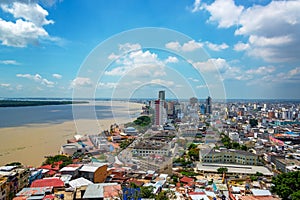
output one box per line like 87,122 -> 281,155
0,0 -> 299,99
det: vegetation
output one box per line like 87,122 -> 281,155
0,100 -> 87,107
120,138 -> 134,149
140,186 -> 155,198
133,115 -> 151,127
217,167 -> 228,174
43,155 -> 73,169
180,170 -> 198,177
125,115 -> 152,133
187,143 -> 199,161
271,171 -> 300,200
250,172 -> 263,181
173,157 -> 193,167
221,134 -> 248,150
249,118 -> 258,127
5,162 -> 22,166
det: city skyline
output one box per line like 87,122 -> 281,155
0,0 -> 300,99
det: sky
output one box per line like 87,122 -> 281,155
0,0 -> 299,100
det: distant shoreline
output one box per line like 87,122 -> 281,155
0,100 -> 88,107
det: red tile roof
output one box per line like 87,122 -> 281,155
180,176 -> 194,183
31,178 -> 64,188
43,195 -> 55,200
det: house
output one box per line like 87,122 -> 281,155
79,163 -> 108,183
59,164 -> 82,178
30,178 -> 64,192
82,183 -> 121,199
14,186 -> 53,200
0,176 -> 8,200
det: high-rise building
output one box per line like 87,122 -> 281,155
158,90 -> 165,101
206,96 -> 212,114
154,99 -> 167,126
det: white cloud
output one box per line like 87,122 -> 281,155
150,79 -> 174,87
1,2 -> 54,26
165,40 -> 203,52
98,82 -> 117,89
71,77 -> 92,88
193,0 -> 300,62
234,42 -> 250,51
205,42 -> 228,51
0,59 -> 20,65
246,66 -> 275,75
165,56 -> 178,63
105,50 -> 166,78
108,53 -> 119,60
182,40 -> 203,52
191,0 -> 203,13
188,77 -> 199,82
0,2 -> 55,47
0,83 -> 10,88
289,67 -> 300,77
52,73 -> 62,79
204,0 -> 244,28
248,35 -> 292,47
196,85 -> 206,89
16,73 -> 54,87
165,41 -> 181,51
119,43 -> 141,52
191,58 -> 229,72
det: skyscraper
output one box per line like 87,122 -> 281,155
206,96 -> 212,114
158,90 -> 165,101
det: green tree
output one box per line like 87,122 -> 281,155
249,119 -> 258,127
291,190 -> 300,200
188,143 -> 197,150
155,191 -> 168,200
272,171 -> 300,199
217,167 -> 228,174
188,148 -> 199,160
140,186 -> 155,198
240,145 -> 248,151
232,142 -> 240,149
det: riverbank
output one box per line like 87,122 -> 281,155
0,101 -> 143,167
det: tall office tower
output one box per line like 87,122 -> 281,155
206,96 -> 212,114
154,99 -> 167,126
155,100 -> 161,126
158,90 -> 165,101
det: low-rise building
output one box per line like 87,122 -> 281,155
273,158 -> 300,173
59,164 -> 82,178
79,163 -> 108,183
82,183 -> 121,199
0,176 -> 7,200
197,163 -> 273,177
200,149 -> 259,165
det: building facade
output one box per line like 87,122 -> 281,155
200,149 -> 258,165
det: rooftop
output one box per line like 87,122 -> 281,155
197,163 -> 273,176
30,178 -> 64,188
82,183 -> 119,199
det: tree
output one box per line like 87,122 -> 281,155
249,119 -> 258,127
140,186 -> 155,198
188,147 -> 199,161
272,171 -> 300,199
232,142 -> 240,149
5,162 -> 22,166
217,167 -> 228,174
240,145 -> 248,151
291,190 -> 300,200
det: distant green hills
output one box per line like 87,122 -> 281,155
0,100 -> 88,107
